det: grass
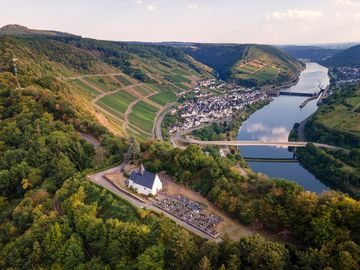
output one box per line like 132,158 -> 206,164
318,88 -> 360,135
235,64 -> 279,85
173,82 -> 190,90
165,74 -> 191,83
148,92 -> 177,106
115,75 -> 133,86
95,101 -> 124,119
320,104 -> 360,133
84,76 -> 120,92
135,85 -> 155,96
345,96 -> 360,107
73,79 -> 101,96
146,83 -> 181,93
128,125 -> 151,141
237,64 -> 259,73
128,101 -> 159,133
172,68 -> 192,76
99,91 -> 137,114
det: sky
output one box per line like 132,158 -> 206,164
0,0 -> 360,44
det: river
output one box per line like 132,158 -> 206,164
237,62 -> 330,193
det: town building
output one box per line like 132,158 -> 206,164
128,164 -> 162,196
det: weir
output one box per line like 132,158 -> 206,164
279,91 -> 316,97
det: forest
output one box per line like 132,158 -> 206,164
294,83 -> 360,199
296,144 -> 360,199
0,32 -> 359,269
1,69 -> 360,268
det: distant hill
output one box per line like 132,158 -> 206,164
182,44 -> 247,79
182,44 -> 304,87
280,46 -> 342,62
0,24 -> 77,37
322,44 -> 360,67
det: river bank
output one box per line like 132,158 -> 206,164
166,63 -> 336,193
236,62 -> 331,193
289,81 -> 360,199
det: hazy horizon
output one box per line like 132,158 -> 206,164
1,0 -> 360,45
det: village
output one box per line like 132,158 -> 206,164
169,79 -> 268,134
334,66 -> 360,85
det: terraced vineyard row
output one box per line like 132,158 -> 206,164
69,73 -> 196,140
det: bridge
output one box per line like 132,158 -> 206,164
244,157 -> 298,163
279,91 -> 316,97
181,137 -> 341,150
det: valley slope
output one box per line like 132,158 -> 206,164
323,44 -> 360,67
182,44 -> 304,87
0,30 -> 212,140
1,25 -> 360,270
280,45 -> 342,62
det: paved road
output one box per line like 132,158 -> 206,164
88,164 -> 216,240
297,114 -> 313,142
123,91 -> 159,131
154,103 -> 176,141
52,196 -> 64,216
80,132 -> 101,148
92,83 -> 142,106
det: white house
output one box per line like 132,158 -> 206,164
128,164 -> 162,196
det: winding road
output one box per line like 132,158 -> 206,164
87,163 -> 217,240
154,102 -> 177,140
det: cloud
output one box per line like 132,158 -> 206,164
187,3 -> 211,11
266,9 -> 324,21
336,11 -> 360,20
244,123 -> 289,142
134,0 -> 155,12
244,123 -> 269,133
333,0 -> 360,5
146,4 -> 156,11
187,3 -> 199,10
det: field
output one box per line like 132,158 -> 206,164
83,76 -> 121,92
69,73 -> 194,140
234,60 -> 280,85
146,83 -> 181,93
128,101 -> 159,134
173,82 -> 191,90
148,92 -> 177,106
73,79 -> 101,96
95,101 -> 124,120
172,68 -> 193,76
319,104 -> 360,134
73,78 -> 181,140
135,85 -> 155,96
98,91 -> 137,115
317,87 -> 360,134
115,75 -> 133,86
165,74 -> 191,83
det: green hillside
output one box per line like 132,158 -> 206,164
182,44 -> 304,87
281,45 -> 342,62
0,24 -> 76,37
0,33 -> 212,140
296,83 -> 360,198
323,44 -> 360,67
1,26 -> 360,270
